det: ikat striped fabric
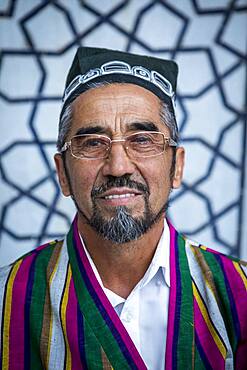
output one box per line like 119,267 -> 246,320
0,216 -> 246,369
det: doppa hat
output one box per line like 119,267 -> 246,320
61,47 -> 178,118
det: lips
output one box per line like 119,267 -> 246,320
91,176 -> 150,200
98,187 -> 142,200
91,185 -> 143,209
104,193 -> 136,200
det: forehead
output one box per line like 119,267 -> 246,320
71,83 -> 168,134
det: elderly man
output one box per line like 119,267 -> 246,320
0,47 -> 246,370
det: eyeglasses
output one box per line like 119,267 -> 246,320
60,131 -> 177,160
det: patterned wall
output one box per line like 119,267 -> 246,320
0,0 -> 246,266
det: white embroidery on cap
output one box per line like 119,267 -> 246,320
80,68 -> 101,83
101,60 -> 131,74
132,65 -> 150,80
63,60 -> 175,105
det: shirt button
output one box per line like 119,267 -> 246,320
156,279 -> 162,286
124,311 -> 133,323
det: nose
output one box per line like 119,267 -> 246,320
101,141 -> 136,178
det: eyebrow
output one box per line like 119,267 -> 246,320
128,121 -> 159,132
75,126 -> 106,136
74,121 -> 159,136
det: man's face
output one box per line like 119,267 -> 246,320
55,84 -> 184,242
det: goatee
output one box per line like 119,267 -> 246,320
67,174 -> 170,243
88,202 -> 168,244
87,175 -> 169,243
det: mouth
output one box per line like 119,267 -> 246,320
96,187 -> 143,206
104,193 -> 136,200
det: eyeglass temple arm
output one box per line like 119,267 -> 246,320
60,141 -> 71,153
168,138 -> 177,147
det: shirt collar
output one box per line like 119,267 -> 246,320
138,218 -> 170,289
79,218 -> 170,305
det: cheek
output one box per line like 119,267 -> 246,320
69,163 -> 99,200
144,159 -> 172,202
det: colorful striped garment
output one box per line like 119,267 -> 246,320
0,215 -> 246,369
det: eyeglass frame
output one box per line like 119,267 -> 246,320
59,131 -> 177,160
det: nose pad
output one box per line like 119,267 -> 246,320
102,141 -> 136,177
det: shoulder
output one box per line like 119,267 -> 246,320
183,234 -> 246,268
182,234 -> 246,293
180,234 -> 247,355
0,239 -> 64,284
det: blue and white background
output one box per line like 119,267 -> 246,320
0,0 -> 246,266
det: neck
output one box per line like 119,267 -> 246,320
77,215 -> 165,298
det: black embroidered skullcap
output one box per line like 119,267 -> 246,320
61,47 -> 178,119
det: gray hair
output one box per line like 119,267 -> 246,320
57,82 -> 110,152
160,101 -> 179,143
57,82 -> 178,152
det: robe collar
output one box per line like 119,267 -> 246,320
66,214 -> 194,369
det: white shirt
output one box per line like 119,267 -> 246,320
81,219 -> 170,370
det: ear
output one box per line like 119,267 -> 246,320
54,153 -> 71,197
172,147 -> 185,189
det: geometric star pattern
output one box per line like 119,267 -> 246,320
0,0 -> 246,266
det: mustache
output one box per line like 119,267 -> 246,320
91,176 -> 150,198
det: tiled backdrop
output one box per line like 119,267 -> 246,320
0,0 -> 246,266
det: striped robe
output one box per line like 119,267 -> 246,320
0,215 -> 246,370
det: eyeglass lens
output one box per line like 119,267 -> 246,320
71,132 -> 166,159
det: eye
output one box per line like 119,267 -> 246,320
80,137 -> 110,154
72,135 -> 109,155
130,133 -> 153,145
83,138 -> 106,148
